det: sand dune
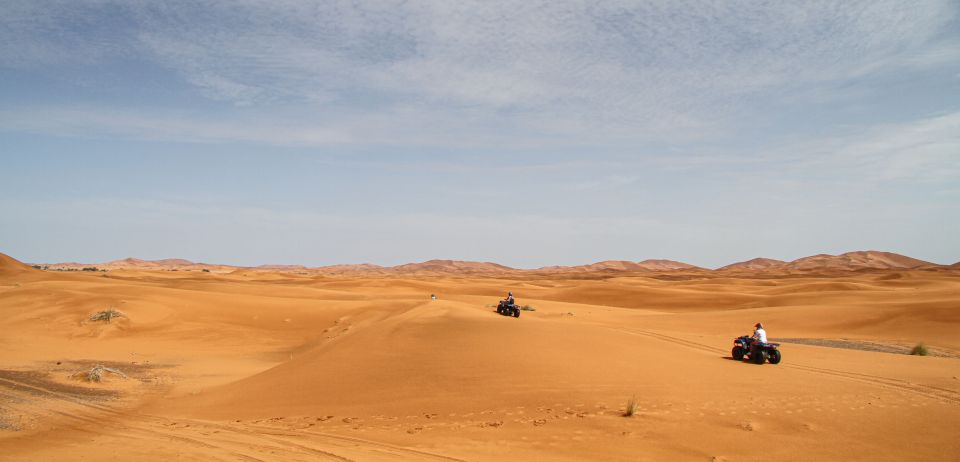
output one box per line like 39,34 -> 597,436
784,250 -> 935,270
718,257 -> 787,271
0,252 -> 36,276
2,251 -> 959,461
543,259 -> 700,273
391,259 -> 516,274
36,250 -> 946,276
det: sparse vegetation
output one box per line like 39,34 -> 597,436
202,268 -> 210,272
910,343 -> 929,356
71,364 -> 127,382
89,308 -> 124,322
623,396 -> 639,417
521,305 -> 536,311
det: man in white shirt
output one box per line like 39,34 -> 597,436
752,322 -> 767,344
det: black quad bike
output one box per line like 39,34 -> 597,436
496,300 -> 520,318
732,336 -> 781,364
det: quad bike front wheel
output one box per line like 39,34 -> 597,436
732,346 -> 744,361
768,350 -> 781,364
512,308 -> 520,318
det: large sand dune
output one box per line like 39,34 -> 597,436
1,252 -> 959,461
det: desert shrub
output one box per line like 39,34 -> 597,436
202,269 -> 210,272
623,397 -> 639,417
71,364 -> 127,382
89,308 -> 124,322
521,305 -> 536,311
910,343 -> 928,356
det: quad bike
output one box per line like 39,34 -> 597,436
496,300 -> 520,318
732,336 -> 781,364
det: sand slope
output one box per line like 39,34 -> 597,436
0,252 -> 36,276
1,252 -> 959,461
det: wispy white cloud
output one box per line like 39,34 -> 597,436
2,0 -> 957,147
774,111 -> 960,183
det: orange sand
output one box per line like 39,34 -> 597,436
1,253 -> 958,461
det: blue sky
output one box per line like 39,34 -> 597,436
1,1 -> 959,268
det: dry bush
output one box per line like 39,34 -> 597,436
72,364 -> 127,382
89,308 -> 124,322
623,397 -> 639,417
520,305 -> 536,311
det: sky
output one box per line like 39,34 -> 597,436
1,1 -> 959,269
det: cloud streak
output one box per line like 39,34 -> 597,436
2,0 -> 958,147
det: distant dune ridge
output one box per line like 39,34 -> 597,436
782,251 -> 935,270
718,257 -> 787,271
538,259 -> 699,273
391,259 -> 514,274
20,250 -> 950,275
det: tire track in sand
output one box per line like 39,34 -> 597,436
0,375 -> 463,461
0,388 -> 270,462
608,327 -> 960,405
0,376 -> 351,461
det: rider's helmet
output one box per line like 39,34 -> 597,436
508,291 -> 513,296
755,322 -> 763,329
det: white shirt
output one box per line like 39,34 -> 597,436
753,328 -> 767,344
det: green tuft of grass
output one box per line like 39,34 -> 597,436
910,343 -> 929,356
623,397 -> 639,417
89,308 -> 124,322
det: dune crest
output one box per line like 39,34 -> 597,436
0,252 -> 36,276
784,250 -> 934,270
391,259 -> 516,274
718,257 -> 787,271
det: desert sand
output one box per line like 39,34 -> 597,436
1,251 -> 959,461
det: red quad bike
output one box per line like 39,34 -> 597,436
732,336 -> 781,364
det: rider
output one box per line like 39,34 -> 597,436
752,322 -> 767,343
503,291 -> 515,306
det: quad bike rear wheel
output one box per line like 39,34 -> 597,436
732,346 -> 744,361
768,349 -> 781,364
753,350 -> 766,364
